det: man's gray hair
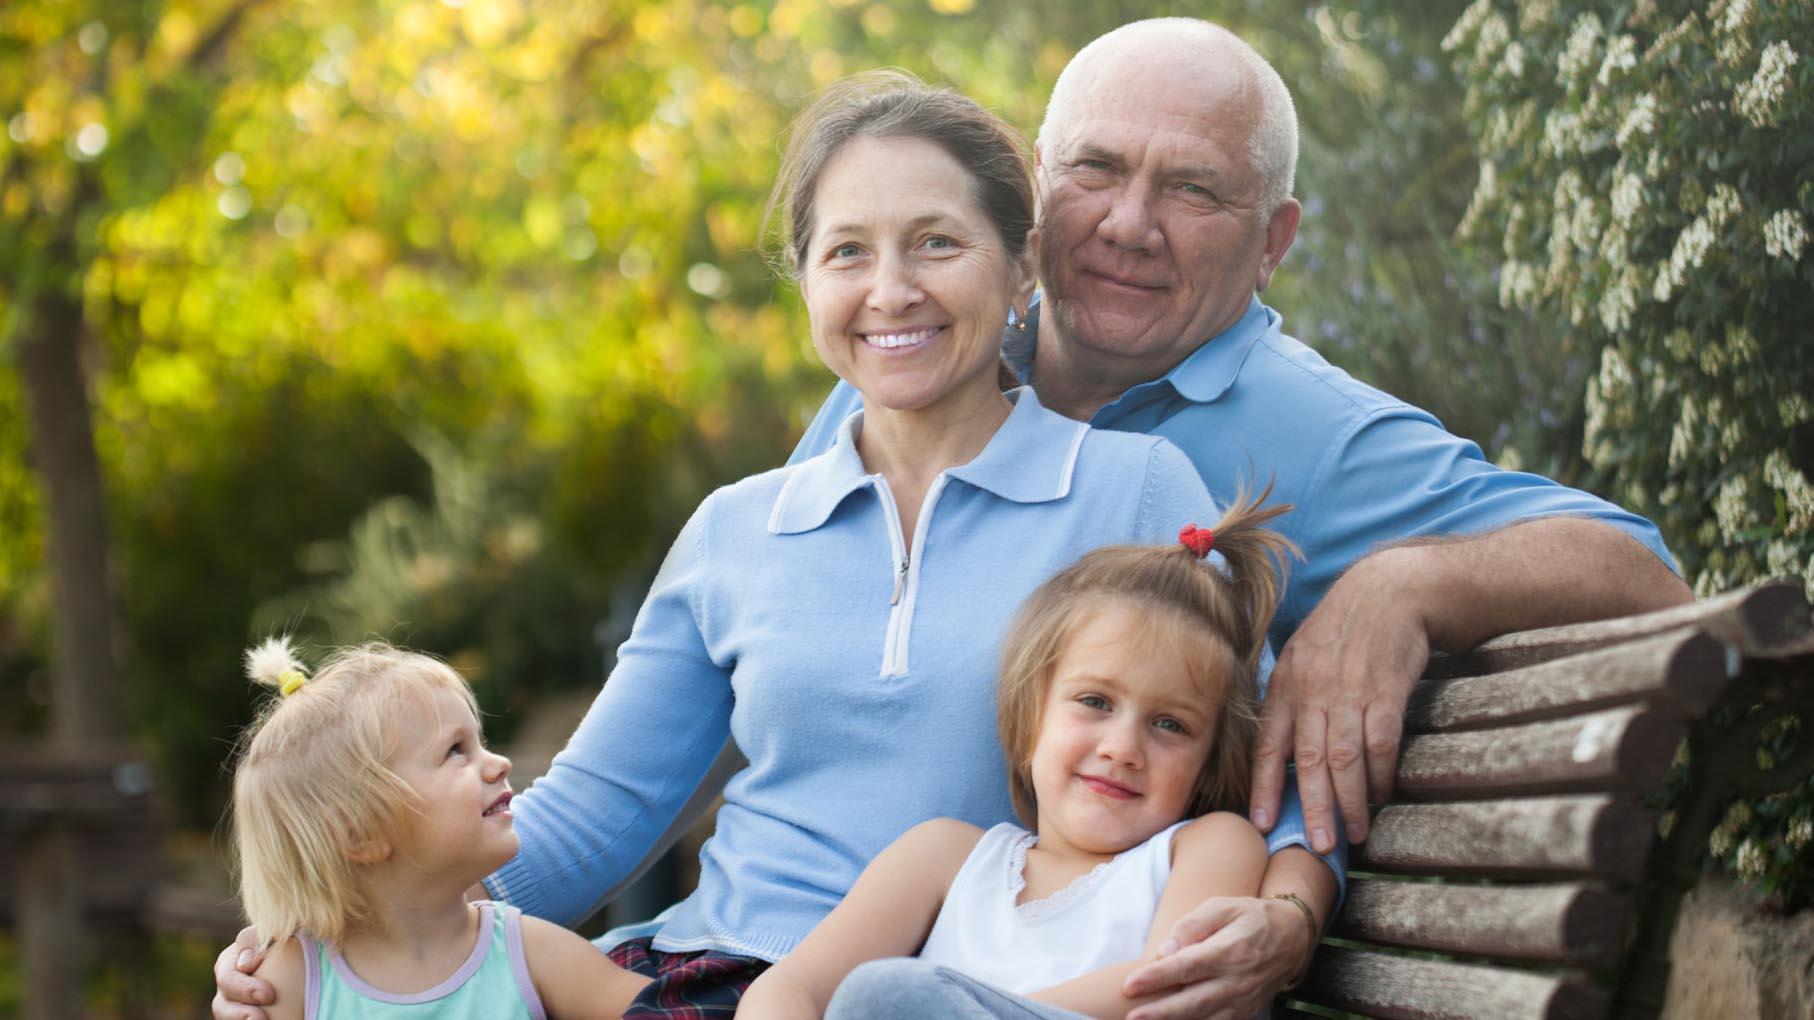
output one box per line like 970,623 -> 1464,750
1039,18 -> 1299,216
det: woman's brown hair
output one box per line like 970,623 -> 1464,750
996,486 -> 1297,829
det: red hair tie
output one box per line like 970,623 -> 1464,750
1179,524 -> 1215,559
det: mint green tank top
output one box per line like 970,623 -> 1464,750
300,902 -> 546,1019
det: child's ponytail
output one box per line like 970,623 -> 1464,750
1180,481 -> 1297,680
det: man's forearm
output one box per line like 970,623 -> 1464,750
1364,516 -> 1691,654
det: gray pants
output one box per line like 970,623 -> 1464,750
824,959 -> 1090,1020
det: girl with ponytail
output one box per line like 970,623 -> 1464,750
741,491 -> 1301,1020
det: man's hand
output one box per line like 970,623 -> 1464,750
211,926 -> 273,1020
1120,896 -> 1317,1020
1250,546 -> 1432,849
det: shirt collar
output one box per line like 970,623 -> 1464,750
1010,294 -> 1274,406
769,386 -> 1090,535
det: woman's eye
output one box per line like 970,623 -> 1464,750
831,243 -> 862,259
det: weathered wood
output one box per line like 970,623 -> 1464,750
1333,879 -> 1630,967
1407,631 -> 1730,733
1395,706 -> 1684,799
1427,579 -> 1813,677
1299,946 -> 1607,1020
1355,795 -> 1655,881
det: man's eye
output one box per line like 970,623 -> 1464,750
923,236 -> 954,250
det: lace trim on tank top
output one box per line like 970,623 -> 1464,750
1005,829 -> 1123,920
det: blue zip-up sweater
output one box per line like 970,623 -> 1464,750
487,389 -> 1240,960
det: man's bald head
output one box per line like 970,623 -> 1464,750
1039,18 -> 1298,215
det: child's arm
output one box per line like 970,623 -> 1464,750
1029,812 -> 1268,1020
250,939 -> 306,1020
738,818 -> 983,1020
520,916 -> 652,1020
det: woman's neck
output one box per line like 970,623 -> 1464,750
856,385 -> 1013,540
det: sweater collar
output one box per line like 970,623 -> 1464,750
768,387 -> 1091,535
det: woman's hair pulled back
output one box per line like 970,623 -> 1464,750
766,69 -> 1034,278
997,486 -> 1298,829
229,639 -> 476,947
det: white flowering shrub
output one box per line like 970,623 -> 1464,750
1448,0 -> 1813,905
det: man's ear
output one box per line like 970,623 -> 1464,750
1255,197 -> 1301,293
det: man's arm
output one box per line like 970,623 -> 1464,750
1252,516 -> 1693,851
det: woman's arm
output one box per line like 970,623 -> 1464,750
1028,813 -> 1268,1020
738,819 -> 982,1020
520,915 -> 652,1019
487,499 -> 735,923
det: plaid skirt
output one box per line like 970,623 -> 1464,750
607,935 -> 771,1019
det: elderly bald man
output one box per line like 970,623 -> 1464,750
796,17 -> 1688,1018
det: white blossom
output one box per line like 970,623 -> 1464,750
1706,183 -> 1742,230
1611,172 -> 1645,227
1598,266 -> 1640,332
1764,209 -> 1808,262
1765,451 -> 1814,534
1780,393 -> 1812,427
1543,109 -> 1584,157
1668,395 -> 1700,468
1714,475 -> 1752,539
1442,0 -> 1494,53
1597,34 -> 1638,86
1501,40 -> 1527,80
1734,42 -> 1799,127
1735,838 -> 1767,881
1718,0 -> 1755,65
1519,0 -> 1557,33
1790,815 -> 1813,850
1616,93 -> 1658,147
1653,215 -> 1716,302
1475,13 -> 1511,67
1558,13 -> 1604,83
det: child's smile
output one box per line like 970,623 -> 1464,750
1027,598 -> 1222,862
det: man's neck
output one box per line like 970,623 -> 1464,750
1027,310 -> 1171,422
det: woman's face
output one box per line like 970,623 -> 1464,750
799,134 -> 1035,418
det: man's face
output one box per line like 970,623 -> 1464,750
1036,57 -> 1290,379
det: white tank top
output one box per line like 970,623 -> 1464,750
918,820 -> 1187,995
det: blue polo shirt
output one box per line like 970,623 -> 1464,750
491,389 -> 1314,960
794,297 -> 1678,651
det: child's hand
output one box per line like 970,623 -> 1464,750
211,926 -> 274,1020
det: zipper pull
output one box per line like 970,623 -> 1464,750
891,553 -> 909,606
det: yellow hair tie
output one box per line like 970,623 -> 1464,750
278,670 -> 307,697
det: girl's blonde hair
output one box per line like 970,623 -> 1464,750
229,639 -> 476,947
997,488 -> 1297,829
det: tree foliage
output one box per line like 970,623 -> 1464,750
1446,0 -> 1813,904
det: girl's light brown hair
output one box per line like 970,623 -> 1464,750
229,640 -> 477,948
997,487 -> 1297,829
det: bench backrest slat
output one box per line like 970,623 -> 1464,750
1395,705 -> 1683,799
1303,946 -> 1607,1020
1407,630 -> 1728,732
1334,878 -> 1629,968
1356,795 -> 1656,881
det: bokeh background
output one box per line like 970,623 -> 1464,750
2,0 -> 1809,1014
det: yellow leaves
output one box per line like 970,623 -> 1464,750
861,6 -> 899,38
523,195 -> 563,250
728,6 -> 764,37
928,0 -> 976,15
155,9 -> 199,60
460,0 -> 523,49
325,226 -> 389,282
809,51 -> 845,87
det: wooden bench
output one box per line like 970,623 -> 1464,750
1282,579 -> 1814,1020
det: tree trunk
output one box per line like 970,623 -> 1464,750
12,279 -> 126,1020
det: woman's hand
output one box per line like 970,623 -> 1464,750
1120,896 -> 1316,1020
211,926 -> 274,1020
